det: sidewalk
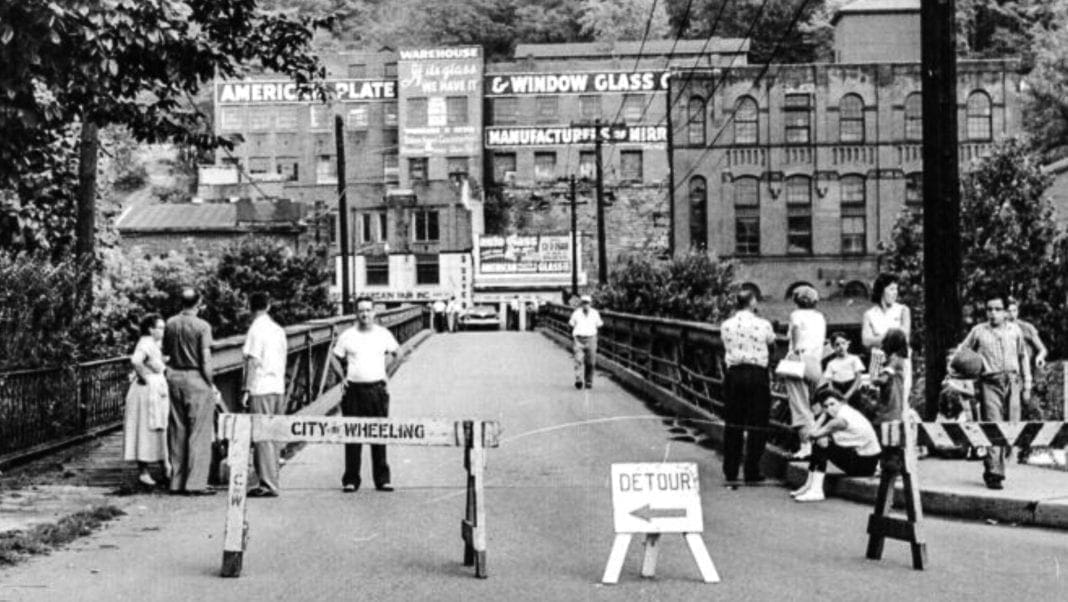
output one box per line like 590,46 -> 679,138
541,327 -> 1068,530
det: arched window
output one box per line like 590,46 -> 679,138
734,177 -> 760,256
843,280 -> 869,300
904,92 -> 922,141
839,94 -> 864,143
687,96 -> 706,145
740,282 -> 763,301
905,172 -> 923,207
785,176 -> 812,255
840,175 -> 866,255
966,91 -> 992,141
785,281 -> 817,301
734,96 -> 758,145
689,176 -> 708,251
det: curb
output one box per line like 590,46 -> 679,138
539,327 -> 1068,531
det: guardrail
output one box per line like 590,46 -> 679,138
539,303 -> 797,448
0,306 -> 427,464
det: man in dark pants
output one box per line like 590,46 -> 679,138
719,290 -> 777,485
163,287 -> 217,495
332,296 -> 400,492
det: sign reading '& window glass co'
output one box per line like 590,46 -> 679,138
610,462 -> 703,533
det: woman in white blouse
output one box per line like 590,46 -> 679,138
784,285 -> 826,459
122,314 -> 170,487
861,273 -> 913,398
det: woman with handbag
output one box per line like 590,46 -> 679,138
781,285 -> 826,460
122,314 -> 171,487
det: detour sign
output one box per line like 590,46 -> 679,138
610,462 -> 703,533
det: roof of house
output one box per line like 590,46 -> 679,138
833,0 -> 920,23
512,39 -> 750,60
1041,156 -> 1068,176
117,201 -> 303,233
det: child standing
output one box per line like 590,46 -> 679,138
868,327 -> 910,427
822,331 -> 866,400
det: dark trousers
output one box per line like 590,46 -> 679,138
166,369 -> 215,493
341,381 -> 391,488
810,440 -> 879,476
722,364 -> 771,481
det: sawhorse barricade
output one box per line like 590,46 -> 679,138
869,419 -> 1068,570
215,414 -> 500,579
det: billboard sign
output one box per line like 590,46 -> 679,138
485,71 -> 670,96
398,46 -> 483,157
476,233 -> 579,282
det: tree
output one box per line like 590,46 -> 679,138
675,0 -> 832,64
1024,4 -> 1068,162
579,0 -> 670,42
596,251 -> 735,322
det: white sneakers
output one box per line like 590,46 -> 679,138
790,473 -> 813,497
791,441 -> 812,460
792,472 -> 826,502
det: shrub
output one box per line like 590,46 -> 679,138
595,251 -> 736,323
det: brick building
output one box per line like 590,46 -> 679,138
668,0 -> 1022,302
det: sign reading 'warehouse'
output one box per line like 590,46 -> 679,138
485,125 -> 667,147
485,71 -> 670,96
216,80 -> 397,104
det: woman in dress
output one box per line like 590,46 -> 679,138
123,314 -> 170,487
784,285 -> 826,460
861,273 -> 913,400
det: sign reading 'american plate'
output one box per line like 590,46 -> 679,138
610,462 -> 703,534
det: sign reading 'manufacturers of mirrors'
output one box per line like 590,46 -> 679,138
485,125 -> 667,147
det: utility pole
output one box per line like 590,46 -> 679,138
570,174 -> 578,297
664,73 -> 676,256
594,119 -> 607,283
335,115 -> 352,315
76,120 -> 99,307
921,0 -> 962,420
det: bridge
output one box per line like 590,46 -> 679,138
1,307 -> 1066,598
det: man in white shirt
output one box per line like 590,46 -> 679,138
568,294 -> 603,389
431,298 -> 447,333
242,292 -> 288,498
333,296 -> 400,492
446,296 -> 460,333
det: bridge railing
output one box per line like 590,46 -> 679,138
540,303 -> 796,446
0,306 -> 427,464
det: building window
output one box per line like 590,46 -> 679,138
688,96 -> 706,146
327,212 -> 337,244
378,213 -> 387,242
784,93 -> 811,144
365,255 -> 389,286
407,97 -> 428,127
275,107 -> 299,131
535,96 -> 559,124
786,176 -> 812,254
689,176 -> 707,251
735,96 -> 758,145
413,210 -> 439,242
579,151 -> 596,179
623,94 -> 644,122
840,175 -> 866,255
904,92 -> 922,142
346,104 -> 369,129
383,102 -> 398,127
383,152 -> 399,184
275,156 -> 298,181
579,95 -> 600,120
316,155 -> 337,184
248,156 -> 270,175
219,107 -> 245,131
493,152 -> 516,182
534,151 -> 556,183
905,172 -> 923,207
446,96 -> 468,125
620,150 -> 643,182
408,157 -> 428,184
491,98 -> 518,125
310,105 -> 332,130
839,94 -> 864,143
347,63 -> 367,78
734,176 -> 760,256
249,107 -> 273,131
447,156 -> 469,183
966,90 -> 992,141
415,254 -> 440,285
360,213 -> 373,244
383,62 -> 398,78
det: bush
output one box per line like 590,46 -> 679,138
595,251 -> 736,323
0,253 -> 88,369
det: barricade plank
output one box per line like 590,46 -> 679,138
249,415 -> 465,446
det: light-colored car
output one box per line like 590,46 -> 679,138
458,304 -> 500,330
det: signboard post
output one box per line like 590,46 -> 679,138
602,462 -> 719,584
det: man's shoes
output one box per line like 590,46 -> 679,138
985,478 -> 1005,490
574,381 -> 583,389
185,489 -> 216,496
246,487 -> 279,498
585,382 -> 593,389
744,475 -> 767,484
342,483 -> 358,493
375,483 -> 395,492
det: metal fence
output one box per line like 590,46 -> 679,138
0,306 -> 427,461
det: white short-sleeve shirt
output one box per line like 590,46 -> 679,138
242,315 -> 288,395
333,324 -> 400,383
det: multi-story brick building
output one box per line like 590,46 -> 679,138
668,0 -> 1022,302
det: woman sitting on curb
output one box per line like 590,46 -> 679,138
792,388 -> 882,502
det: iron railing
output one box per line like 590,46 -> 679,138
0,306 -> 427,461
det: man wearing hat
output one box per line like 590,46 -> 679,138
568,294 -> 603,389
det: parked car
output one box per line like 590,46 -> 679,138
458,304 -> 500,330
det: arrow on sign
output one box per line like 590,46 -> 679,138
629,504 -> 688,522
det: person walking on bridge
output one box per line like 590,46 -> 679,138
720,290 -> 777,484
163,287 -> 217,496
242,292 -> 288,498
568,294 -> 603,389
333,296 -> 400,492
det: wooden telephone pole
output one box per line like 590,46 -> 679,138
335,115 -> 352,315
921,0 -> 963,419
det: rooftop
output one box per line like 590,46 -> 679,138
833,0 -> 920,23
116,200 -> 304,233
512,38 -> 750,60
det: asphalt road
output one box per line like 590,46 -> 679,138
2,332 -> 1066,601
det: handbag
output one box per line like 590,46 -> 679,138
775,355 -> 807,379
